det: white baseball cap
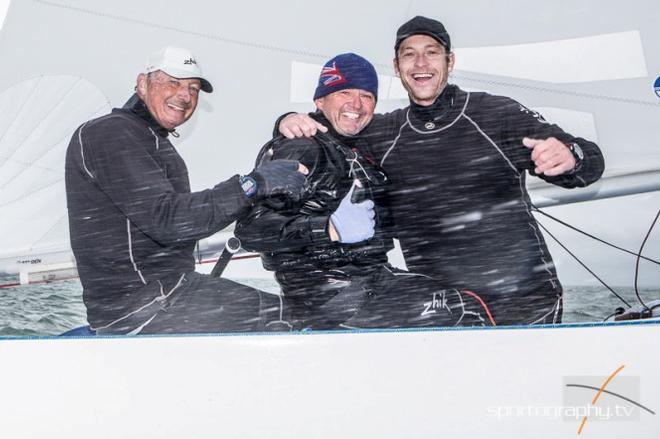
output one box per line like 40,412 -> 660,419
145,46 -> 213,93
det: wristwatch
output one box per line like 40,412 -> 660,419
239,175 -> 258,198
567,142 -> 584,172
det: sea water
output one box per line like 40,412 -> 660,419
0,277 -> 658,336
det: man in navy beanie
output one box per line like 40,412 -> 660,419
313,53 -> 378,100
277,16 -> 605,326
236,52 -> 490,330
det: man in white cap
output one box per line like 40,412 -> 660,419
65,46 -> 308,334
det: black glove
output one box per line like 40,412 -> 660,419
241,160 -> 307,202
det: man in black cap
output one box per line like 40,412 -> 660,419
236,53 -> 491,329
278,17 -> 605,325
65,46 -> 309,334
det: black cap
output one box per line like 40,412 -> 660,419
395,16 -> 451,53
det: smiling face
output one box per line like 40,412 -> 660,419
136,71 -> 201,130
394,34 -> 454,107
315,88 -> 376,136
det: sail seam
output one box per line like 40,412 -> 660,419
3,78 -> 81,168
0,77 -> 42,159
1,100 -> 110,181
30,1 -> 660,107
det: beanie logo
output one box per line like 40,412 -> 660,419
320,62 -> 347,87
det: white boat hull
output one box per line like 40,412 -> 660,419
1,322 -> 658,438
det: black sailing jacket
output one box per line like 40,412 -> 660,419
235,113 -> 393,295
359,85 -> 604,315
65,95 -> 252,327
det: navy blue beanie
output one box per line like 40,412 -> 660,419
313,53 -> 378,101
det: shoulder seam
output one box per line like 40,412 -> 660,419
380,119 -> 410,167
78,121 -> 95,179
462,113 -> 520,176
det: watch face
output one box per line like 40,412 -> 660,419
240,176 -> 258,198
571,143 -> 584,161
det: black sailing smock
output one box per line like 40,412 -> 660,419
65,95 -> 263,332
237,112 -> 490,329
361,85 -> 605,324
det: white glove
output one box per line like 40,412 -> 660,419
329,180 -> 375,244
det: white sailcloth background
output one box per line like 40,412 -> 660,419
0,0 -> 658,286
0,76 -> 110,276
0,3 -> 659,438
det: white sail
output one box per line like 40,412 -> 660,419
1,0 -> 659,284
1,2 -> 659,438
0,77 -> 110,254
1,0 -> 658,286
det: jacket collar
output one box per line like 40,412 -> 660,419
120,93 -> 172,138
405,84 -> 468,133
409,84 -> 457,122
